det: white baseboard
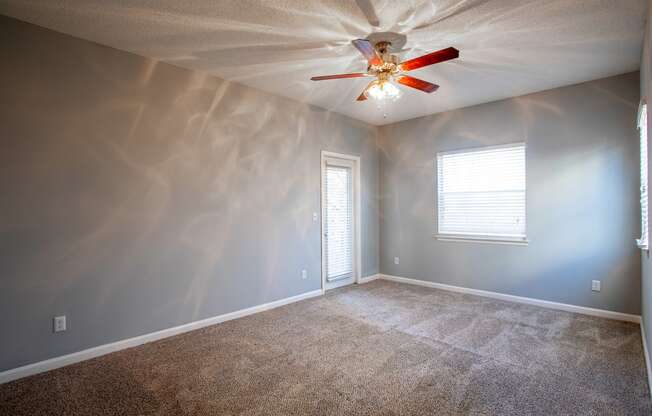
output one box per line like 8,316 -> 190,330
358,273 -> 381,284
642,321 -> 652,398
380,274 -> 641,323
1,275 -> 643,386
0,289 -> 323,385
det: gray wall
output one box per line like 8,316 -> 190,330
379,72 -> 642,315
641,1 -> 652,363
0,12 -> 645,375
0,16 -> 379,372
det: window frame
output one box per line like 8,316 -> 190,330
637,101 -> 649,251
434,142 -> 528,246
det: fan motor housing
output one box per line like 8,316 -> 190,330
366,31 -> 407,51
368,41 -> 400,76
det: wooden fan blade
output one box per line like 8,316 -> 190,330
399,47 -> 459,71
398,76 -> 439,93
311,73 -> 368,81
352,39 -> 383,66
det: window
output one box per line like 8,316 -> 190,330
436,143 -> 527,244
638,102 -> 648,250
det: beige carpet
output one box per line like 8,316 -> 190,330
1,280 -> 651,415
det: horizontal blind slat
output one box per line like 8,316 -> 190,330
325,164 -> 353,279
437,143 -> 526,238
639,104 -> 648,246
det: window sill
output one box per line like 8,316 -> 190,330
434,234 -> 529,246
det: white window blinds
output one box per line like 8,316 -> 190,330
324,163 -> 353,281
437,143 -> 527,241
638,102 -> 648,250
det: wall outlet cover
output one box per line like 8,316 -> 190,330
394,257 -> 400,265
301,269 -> 308,279
591,280 -> 601,292
53,316 -> 66,333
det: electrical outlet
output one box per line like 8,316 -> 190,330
591,280 -> 601,292
301,269 -> 308,280
312,212 -> 318,223
53,316 -> 66,333
394,256 -> 400,265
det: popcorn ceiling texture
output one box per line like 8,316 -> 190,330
1,280 -> 650,415
0,0 -> 648,125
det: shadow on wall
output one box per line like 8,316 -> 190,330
0,16 -> 379,371
377,73 -> 641,314
4,61 -> 309,317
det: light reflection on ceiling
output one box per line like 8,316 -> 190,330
0,0 -> 647,125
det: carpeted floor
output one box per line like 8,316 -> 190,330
1,280 -> 651,415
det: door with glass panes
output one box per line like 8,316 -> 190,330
322,155 -> 357,290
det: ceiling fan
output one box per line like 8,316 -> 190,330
310,39 -> 459,102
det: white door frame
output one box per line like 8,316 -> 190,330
320,150 -> 362,292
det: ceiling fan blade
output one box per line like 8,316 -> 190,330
397,76 -> 439,93
352,39 -> 383,66
310,73 -> 368,81
356,81 -> 374,101
399,47 -> 459,72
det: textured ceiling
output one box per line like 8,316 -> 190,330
0,0 -> 648,125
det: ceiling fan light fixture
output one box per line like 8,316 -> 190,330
365,79 -> 402,101
311,38 -> 458,104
